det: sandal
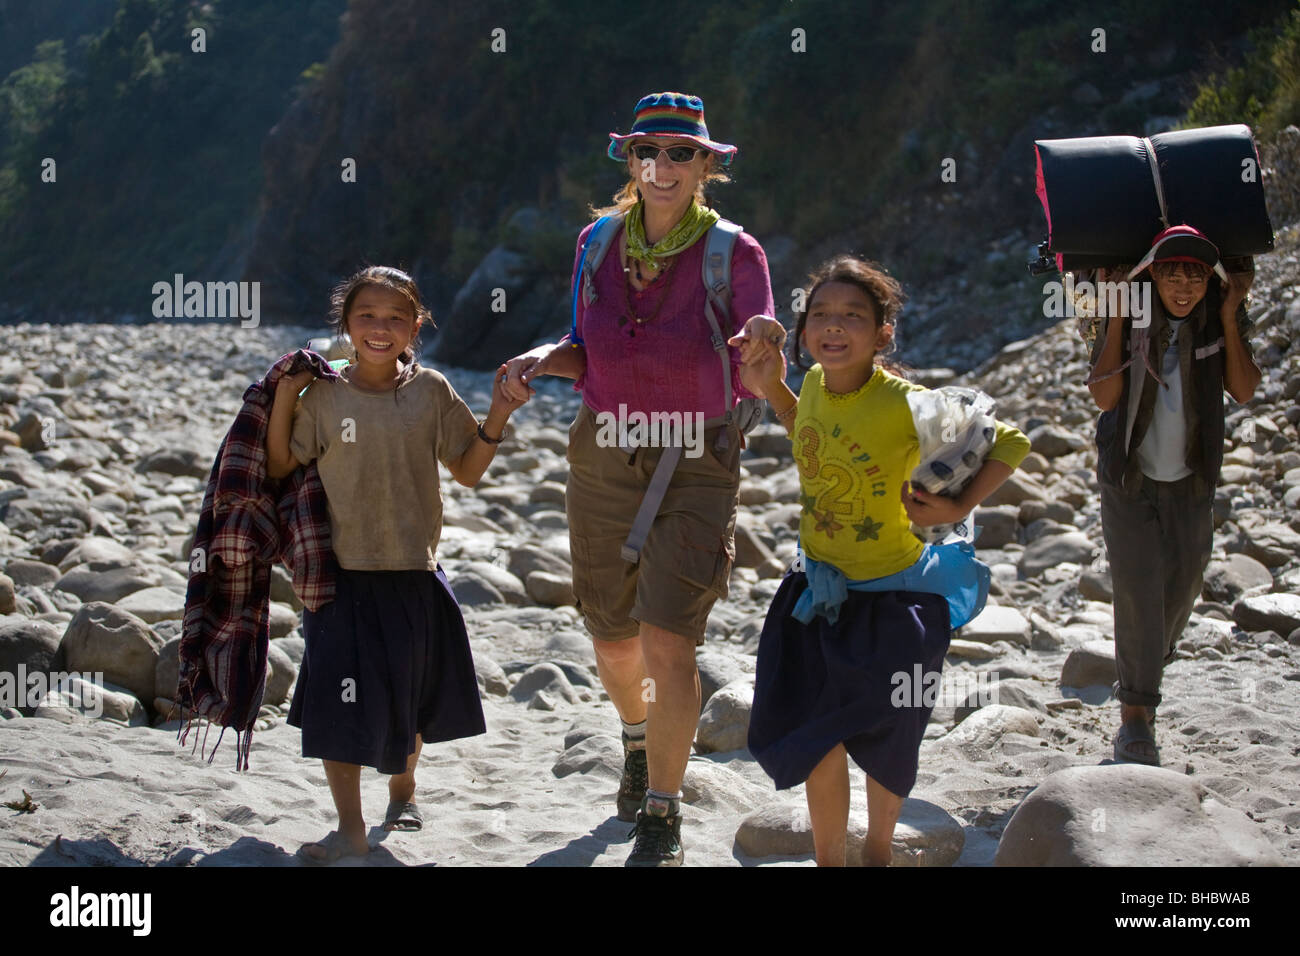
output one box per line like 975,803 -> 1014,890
296,830 -> 369,865
1113,719 -> 1160,766
382,800 -> 423,832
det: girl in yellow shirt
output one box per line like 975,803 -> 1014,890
732,255 -> 1029,866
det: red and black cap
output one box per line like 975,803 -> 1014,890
1127,224 -> 1229,282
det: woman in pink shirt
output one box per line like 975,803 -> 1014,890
502,92 -> 775,866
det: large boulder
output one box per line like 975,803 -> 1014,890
552,734 -> 623,779
33,675 -> 147,726
972,506 -> 1020,549
525,570 -> 576,607
55,561 -> 160,604
1078,567 -> 1114,603
1028,423 -> 1088,458
1019,532 -> 1096,578
938,704 -> 1040,750
1232,593 -> 1300,635
506,544 -> 571,581
450,573 -> 505,607
696,651 -> 749,707
995,764 -> 1282,865
954,677 -> 1050,721
430,209 -> 569,370
3,559 -> 61,588
1241,523 -> 1300,568
135,447 -> 210,478
115,586 -> 186,624
55,537 -> 137,572
154,636 -> 181,702
460,561 -> 529,606
736,797 -> 965,866
733,523 -> 785,577
0,618 -> 65,687
509,662 -> 578,705
959,605 -> 1031,647
982,472 -> 1048,507
264,641 -> 297,706
694,678 -> 754,754
473,655 -> 510,696
1202,554 -> 1273,603
60,602 -> 164,702
1060,640 -> 1116,688
268,601 -> 300,638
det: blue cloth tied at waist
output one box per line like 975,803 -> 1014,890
791,540 -> 990,630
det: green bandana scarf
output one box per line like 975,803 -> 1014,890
624,199 -> 719,268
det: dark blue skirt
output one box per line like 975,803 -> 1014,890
287,567 -> 486,774
747,571 -> 951,799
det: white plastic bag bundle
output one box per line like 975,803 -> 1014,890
906,386 -> 998,544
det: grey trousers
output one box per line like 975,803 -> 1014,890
1100,474 -> 1214,708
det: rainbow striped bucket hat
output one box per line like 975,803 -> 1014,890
607,92 -> 738,166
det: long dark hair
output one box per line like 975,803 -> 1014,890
790,255 -> 908,378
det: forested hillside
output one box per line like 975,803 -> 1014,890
2,0 -> 1297,368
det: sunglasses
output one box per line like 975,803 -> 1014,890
630,144 -> 702,164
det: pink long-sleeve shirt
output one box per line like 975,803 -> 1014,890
571,218 -> 774,419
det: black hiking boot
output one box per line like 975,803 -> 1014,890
616,732 -> 647,823
625,800 -> 683,867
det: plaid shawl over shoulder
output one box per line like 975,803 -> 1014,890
177,349 -> 338,769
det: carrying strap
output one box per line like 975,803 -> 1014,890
620,445 -> 683,563
700,218 -> 743,452
569,214 -> 619,346
1142,138 -> 1170,230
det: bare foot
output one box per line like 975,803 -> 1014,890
298,828 -> 369,864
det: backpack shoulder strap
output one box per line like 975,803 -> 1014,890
702,218 -> 742,312
582,213 -> 624,304
569,213 -> 624,346
700,219 -> 743,437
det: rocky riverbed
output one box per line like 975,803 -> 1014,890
2,230 -> 1299,865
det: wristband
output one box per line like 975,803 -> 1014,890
477,420 -> 505,444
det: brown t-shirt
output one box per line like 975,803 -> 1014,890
289,364 -> 478,571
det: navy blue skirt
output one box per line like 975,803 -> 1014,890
747,571 -> 951,799
287,567 -> 486,774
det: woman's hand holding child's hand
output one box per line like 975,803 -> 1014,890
900,481 -> 967,527
729,315 -> 787,399
492,363 -> 530,415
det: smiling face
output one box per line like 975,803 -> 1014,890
1151,261 -> 1211,319
625,135 -> 710,215
344,284 -> 419,367
800,280 -> 893,391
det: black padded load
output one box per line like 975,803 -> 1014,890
1151,126 -> 1274,255
1035,125 -> 1273,269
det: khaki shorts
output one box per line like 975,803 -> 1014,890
566,403 -> 740,645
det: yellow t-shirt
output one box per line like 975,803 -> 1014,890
792,365 -> 1030,580
289,365 -> 479,571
